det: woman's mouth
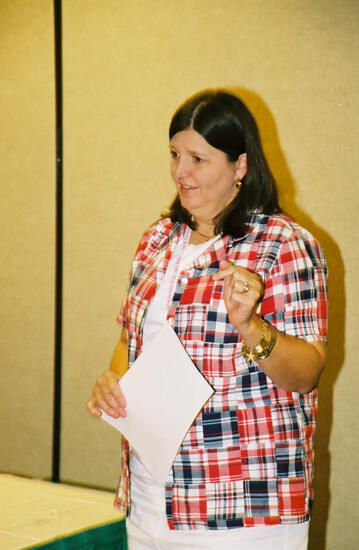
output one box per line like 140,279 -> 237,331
180,184 -> 197,192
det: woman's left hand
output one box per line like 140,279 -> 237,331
212,260 -> 264,331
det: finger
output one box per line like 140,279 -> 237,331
111,383 -> 127,409
212,260 -> 235,281
93,384 -> 128,417
86,398 -> 102,418
229,291 -> 244,305
96,373 -> 126,408
229,288 -> 254,304
93,392 -> 127,418
231,277 -> 250,294
94,386 -> 120,411
214,261 -> 255,282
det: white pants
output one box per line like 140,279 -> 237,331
127,517 -> 309,550
127,453 -> 309,550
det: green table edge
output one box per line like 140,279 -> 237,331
23,517 -> 127,549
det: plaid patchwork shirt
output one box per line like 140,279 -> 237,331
114,213 -> 328,530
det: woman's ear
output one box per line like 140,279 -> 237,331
235,153 -> 247,181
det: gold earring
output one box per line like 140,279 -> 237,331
236,180 -> 242,189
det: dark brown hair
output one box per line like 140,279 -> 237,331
166,89 -> 280,237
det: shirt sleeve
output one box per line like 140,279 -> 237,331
115,223 -> 159,328
116,254 -> 142,328
259,230 -> 328,342
116,292 -> 129,328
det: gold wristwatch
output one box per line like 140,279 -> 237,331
241,319 -> 277,362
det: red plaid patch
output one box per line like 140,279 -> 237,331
278,478 -> 307,519
206,446 -> 242,483
241,442 -> 276,480
172,483 -> 208,526
237,406 -> 274,444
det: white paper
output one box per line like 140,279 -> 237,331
101,322 -> 214,484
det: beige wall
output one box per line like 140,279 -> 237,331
0,0 -> 55,478
1,1 -> 358,549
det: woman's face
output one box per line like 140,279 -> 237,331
169,128 -> 246,225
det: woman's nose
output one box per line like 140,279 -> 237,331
175,157 -> 189,179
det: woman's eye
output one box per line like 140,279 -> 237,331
170,150 -> 178,159
193,155 -> 204,163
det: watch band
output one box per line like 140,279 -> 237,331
241,319 -> 277,362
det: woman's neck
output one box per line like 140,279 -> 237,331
189,221 -> 215,244
196,220 -> 214,236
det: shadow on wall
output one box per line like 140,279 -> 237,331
232,87 -> 345,550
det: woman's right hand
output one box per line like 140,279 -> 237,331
86,370 -> 127,419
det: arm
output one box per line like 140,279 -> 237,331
233,308 -> 325,393
109,328 -> 129,377
213,258 -> 327,394
86,223 -> 164,418
86,328 -> 129,418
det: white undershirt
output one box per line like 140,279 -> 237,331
142,236 -> 218,351
129,235 -> 309,548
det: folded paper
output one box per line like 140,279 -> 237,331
101,322 -> 214,484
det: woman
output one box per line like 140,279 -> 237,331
87,90 -> 328,550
